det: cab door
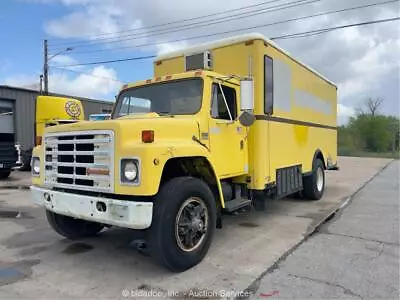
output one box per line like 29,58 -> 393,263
208,82 -> 247,177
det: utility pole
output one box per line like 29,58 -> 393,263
43,39 -> 49,94
42,40 -> 72,95
39,75 -> 43,94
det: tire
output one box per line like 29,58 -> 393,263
0,170 -> 11,180
46,210 -> 104,239
20,150 -> 32,171
148,177 -> 216,272
303,158 -> 325,200
252,191 -> 266,211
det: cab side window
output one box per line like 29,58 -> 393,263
264,55 -> 274,114
211,84 -> 237,120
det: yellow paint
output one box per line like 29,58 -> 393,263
33,35 -> 337,207
293,125 -> 308,147
35,96 -> 85,140
154,38 -> 337,189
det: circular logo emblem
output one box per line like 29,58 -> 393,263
65,101 -> 81,119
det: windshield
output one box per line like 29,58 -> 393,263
114,78 -> 203,118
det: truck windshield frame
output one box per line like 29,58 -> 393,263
113,78 -> 203,118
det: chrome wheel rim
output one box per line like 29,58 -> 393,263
316,167 -> 324,192
175,197 -> 208,252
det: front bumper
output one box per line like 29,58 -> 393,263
0,162 -> 17,170
31,186 -> 153,229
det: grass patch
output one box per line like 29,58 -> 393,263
338,149 -> 400,159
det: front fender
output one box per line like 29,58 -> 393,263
115,142 -> 224,201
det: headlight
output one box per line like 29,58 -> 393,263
124,162 -> 138,181
121,159 -> 140,184
31,157 -> 40,176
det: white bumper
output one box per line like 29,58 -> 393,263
31,186 -> 153,229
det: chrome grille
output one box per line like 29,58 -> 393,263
44,130 -> 114,192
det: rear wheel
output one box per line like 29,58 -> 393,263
46,210 -> 104,239
0,169 -> 11,180
303,158 -> 325,200
149,177 -> 216,272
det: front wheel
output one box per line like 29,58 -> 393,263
46,210 -> 104,239
303,158 -> 325,200
149,177 -> 216,272
0,169 -> 11,180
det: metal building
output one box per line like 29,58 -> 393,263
0,85 -> 114,167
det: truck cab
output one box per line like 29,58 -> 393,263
31,70 -> 253,271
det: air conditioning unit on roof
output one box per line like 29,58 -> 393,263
185,50 -> 212,71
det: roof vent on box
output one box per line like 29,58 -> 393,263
185,50 -> 212,71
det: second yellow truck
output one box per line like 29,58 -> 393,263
31,33 -> 338,271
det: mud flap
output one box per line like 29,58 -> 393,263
276,164 -> 303,199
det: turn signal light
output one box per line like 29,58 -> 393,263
35,136 -> 42,146
142,130 -> 154,143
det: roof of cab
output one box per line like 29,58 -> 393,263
122,70 -> 234,90
155,33 -> 336,87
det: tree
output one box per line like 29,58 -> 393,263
358,97 -> 384,116
338,97 -> 400,155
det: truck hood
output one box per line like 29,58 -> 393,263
44,115 -> 201,144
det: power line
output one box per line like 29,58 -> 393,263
53,16 -> 400,68
48,0 -> 286,44
50,66 -> 127,83
271,17 -> 400,39
49,0 -> 316,51
50,55 -> 156,67
273,28 -> 333,39
68,0 -> 399,55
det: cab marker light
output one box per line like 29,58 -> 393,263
142,130 -> 154,143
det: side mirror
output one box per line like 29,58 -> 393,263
238,111 -> 256,127
240,78 -> 254,111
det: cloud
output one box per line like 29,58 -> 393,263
4,74 -> 40,89
49,54 -> 80,68
48,65 -> 121,99
337,103 -> 355,118
4,65 -> 120,100
156,41 -> 188,56
22,0 -> 96,5
28,0 -> 400,119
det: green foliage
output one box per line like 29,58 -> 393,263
338,111 -> 399,157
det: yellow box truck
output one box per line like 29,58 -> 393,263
31,33 -> 337,271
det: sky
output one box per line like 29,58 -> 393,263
0,0 -> 399,124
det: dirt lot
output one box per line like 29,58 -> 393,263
0,157 -> 393,299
